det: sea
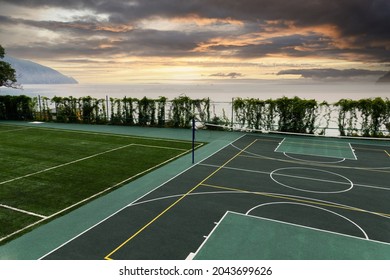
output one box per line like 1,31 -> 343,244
1,80 -> 389,103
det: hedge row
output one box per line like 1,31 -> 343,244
1,94 -> 389,137
0,95 -> 210,128
230,97 -> 390,137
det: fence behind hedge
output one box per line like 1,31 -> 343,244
1,94 -> 389,137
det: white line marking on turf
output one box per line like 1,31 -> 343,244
0,126 -> 33,133
19,124 -> 197,145
0,204 -> 47,218
0,143 -> 135,186
1,148 -> 191,245
133,143 -> 188,151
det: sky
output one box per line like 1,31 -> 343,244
0,0 -> 389,84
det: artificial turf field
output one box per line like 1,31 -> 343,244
1,122 -> 389,260
0,123 -> 200,243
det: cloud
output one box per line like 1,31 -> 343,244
206,33 -> 336,59
277,68 -> 387,81
1,0 -> 389,77
209,72 -> 244,79
4,0 -> 388,38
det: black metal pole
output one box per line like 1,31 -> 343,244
192,117 -> 195,164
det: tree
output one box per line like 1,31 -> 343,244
0,45 -> 18,88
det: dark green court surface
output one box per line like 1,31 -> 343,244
193,212 -> 390,260
1,122 -> 389,260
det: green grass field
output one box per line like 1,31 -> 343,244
0,124 -> 198,242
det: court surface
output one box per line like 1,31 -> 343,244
38,133 -> 390,260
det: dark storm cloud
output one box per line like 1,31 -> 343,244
6,28 -> 206,59
1,0 -> 389,62
277,68 -> 387,80
4,0 -> 389,35
0,15 -> 134,36
208,34 -> 336,59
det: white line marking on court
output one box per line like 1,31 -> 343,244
230,143 -> 390,173
192,211 -> 230,258
0,143 -> 135,186
0,204 -> 47,219
274,138 -> 286,152
200,163 -> 390,192
230,211 -> 390,247
246,201 -> 368,239
283,152 -> 346,164
128,191 -> 238,207
33,133 -> 387,259
270,167 -> 354,194
37,184 -> 390,258
202,184 -> 390,219
37,134 -> 247,260
73,183 -> 390,224
349,143 -> 358,160
125,187 -> 390,224
126,134 -> 247,208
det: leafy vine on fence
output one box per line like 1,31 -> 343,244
232,96 -> 390,136
335,97 -> 390,137
233,96 -> 332,134
1,94 -> 389,137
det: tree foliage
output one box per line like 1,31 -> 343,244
0,95 -> 33,120
0,45 -> 18,88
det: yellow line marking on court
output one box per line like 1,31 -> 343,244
201,183 -> 390,218
104,139 -> 259,260
385,150 -> 390,157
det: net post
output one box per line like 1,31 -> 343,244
192,116 -> 195,164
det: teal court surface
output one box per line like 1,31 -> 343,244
274,137 -> 357,160
0,122 -> 389,260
